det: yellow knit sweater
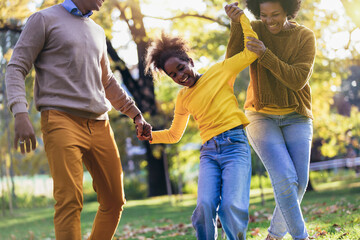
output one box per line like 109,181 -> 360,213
151,14 -> 258,144
226,19 -> 316,119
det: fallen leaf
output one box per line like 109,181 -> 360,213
250,228 -> 261,236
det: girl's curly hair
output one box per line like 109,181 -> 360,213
145,32 -> 191,75
246,0 -> 302,20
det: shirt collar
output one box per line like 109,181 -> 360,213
62,0 -> 93,18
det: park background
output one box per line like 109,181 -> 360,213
0,0 -> 359,239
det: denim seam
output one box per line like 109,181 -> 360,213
246,131 -> 293,239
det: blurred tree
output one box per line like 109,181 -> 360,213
305,0 -> 360,159
0,0 -> 32,211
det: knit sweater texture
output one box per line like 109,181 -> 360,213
151,14 -> 258,144
5,4 -> 140,120
226,19 -> 316,119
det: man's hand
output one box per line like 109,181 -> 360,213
246,37 -> 267,57
14,112 -> 37,154
225,2 -> 244,23
134,114 -> 152,141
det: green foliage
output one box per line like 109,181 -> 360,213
0,0 -> 32,26
0,192 -> 54,209
249,173 -> 272,190
123,173 -> 148,200
298,0 -> 360,158
310,169 -> 359,185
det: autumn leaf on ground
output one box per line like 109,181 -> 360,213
338,232 -> 349,239
352,216 -> 360,224
250,228 -> 261,236
114,223 -> 193,239
332,223 -> 342,232
29,231 -> 35,240
310,226 -> 327,238
325,204 -> 339,214
249,209 -> 272,223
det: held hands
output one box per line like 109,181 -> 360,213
225,2 -> 244,23
246,37 -> 267,57
14,112 -> 37,154
133,114 -> 153,141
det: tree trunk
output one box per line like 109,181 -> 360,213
0,153 -> 6,216
162,146 -> 173,198
5,157 -> 14,214
106,0 -> 171,197
1,64 -> 15,214
144,142 -> 167,196
306,177 -> 314,191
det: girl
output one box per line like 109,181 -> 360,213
143,10 -> 257,240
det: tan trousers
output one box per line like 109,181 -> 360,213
41,110 -> 125,240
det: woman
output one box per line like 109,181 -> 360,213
226,1 -> 316,240
143,10 -> 257,240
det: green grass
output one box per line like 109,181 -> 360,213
0,179 -> 359,240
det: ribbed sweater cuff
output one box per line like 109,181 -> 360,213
258,48 -> 275,69
123,106 -> 141,120
11,103 -> 28,116
230,20 -> 243,32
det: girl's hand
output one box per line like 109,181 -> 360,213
246,37 -> 266,57
225,2 -> 244,23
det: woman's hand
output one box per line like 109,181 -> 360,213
246,37 -> 267,57
225,2 -> 244,23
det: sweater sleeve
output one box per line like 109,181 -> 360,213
5,12 -> 46,115
225,19 -> 244,59
151,92 -> 190,144
221,14 -> 258,73
258,30 -> 316,91
101,38 -> 141,119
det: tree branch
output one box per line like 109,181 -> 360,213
143,13 -> 230,28
0,24 -> 22,33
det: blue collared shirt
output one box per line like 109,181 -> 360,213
62,0 -> 93,18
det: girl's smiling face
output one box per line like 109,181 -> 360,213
164,57 -> 200,88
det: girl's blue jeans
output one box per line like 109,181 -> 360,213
245,111 -> 312,240
191,127 -> 252,240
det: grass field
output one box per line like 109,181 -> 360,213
0,179 -> 359,240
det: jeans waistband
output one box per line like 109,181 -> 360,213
230,125 -> 243,131
203,125 -> 245,146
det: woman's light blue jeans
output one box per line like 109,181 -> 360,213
191,127 -> 252,240
245,111 -> 312,240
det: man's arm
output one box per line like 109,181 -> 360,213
5,13 -> 45,153
100,38 -> 152,139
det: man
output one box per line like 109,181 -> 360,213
5,0 -> 151,239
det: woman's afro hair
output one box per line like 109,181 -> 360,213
246,0 -> 302,20
145,32 -> 191,75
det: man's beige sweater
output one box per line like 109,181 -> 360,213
5,4 -> 140,120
